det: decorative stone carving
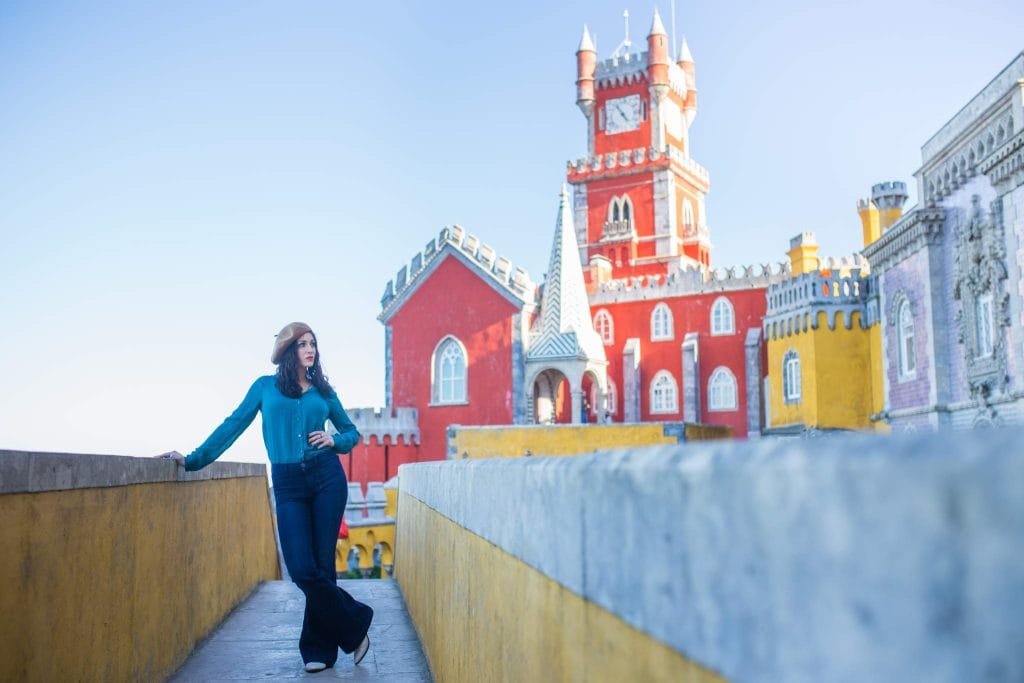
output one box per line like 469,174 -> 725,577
952,195 -> 1011,401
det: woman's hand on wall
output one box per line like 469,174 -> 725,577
155,451 -> 185,467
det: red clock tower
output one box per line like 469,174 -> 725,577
568,10 -> 710,279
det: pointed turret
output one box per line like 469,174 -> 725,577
578,24 -> 596,52
678,35 -> 697,124
649,7 -> 668,37
537,185 -> 599,344
647,8 -> 670,86
677,36 -> 694,65
576,24 -> 597,112
525,187 -> 608,424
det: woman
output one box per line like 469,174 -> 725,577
158,322 -> 373,673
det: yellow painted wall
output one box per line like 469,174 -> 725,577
449,423 -> 728,460
336,522 -> 395,572
395,491 -> 726,683
768,311 -> 884,431
813,311 -> 874,428
768,313 -> 819,428
0,476 -> 279,682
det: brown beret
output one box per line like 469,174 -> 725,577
271,322 -> 314,364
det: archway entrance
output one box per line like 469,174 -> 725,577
532,369 -> 572,424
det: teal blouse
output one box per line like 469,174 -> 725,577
184,375 -> 361,471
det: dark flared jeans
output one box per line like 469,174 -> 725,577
272,452 -> 373,666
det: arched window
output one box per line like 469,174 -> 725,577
650,370 -> 678,414
651,303 -> 674,341
593,309 -> 614,345
707,367 -> 738,411
591,377 -> 618,416
897,300 -> 916,379
682,199 -> 695,234
711,297 -> 735,335
607,195 -> 634,228
783,350 -> 801,404
432,336 -> 467,404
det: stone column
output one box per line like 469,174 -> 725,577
571,389 -> 583,424
623,338 -> 642,422
744,328 -> 763,437
682,333 -> 700,423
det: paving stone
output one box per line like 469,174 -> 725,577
170,580 -> 431,682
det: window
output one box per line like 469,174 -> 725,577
682,199 -> 695,234
651,303 -> 674,341
707,367 -> 738,411
650,371 -> 678,414
711,297 -> 735,335
897,300 -> 916,379
593,309 -> 614,346
606,195 -> 634,228
432,336 -> 467,404
783,350 -> 801,404
976,292 -> 994,357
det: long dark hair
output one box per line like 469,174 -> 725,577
275,333 -> 335,399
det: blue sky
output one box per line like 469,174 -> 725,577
1,1 -> 1021,461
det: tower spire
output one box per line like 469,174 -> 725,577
578,24 -> 595,53
649,7 -> 668,36
678,35 -> 693,63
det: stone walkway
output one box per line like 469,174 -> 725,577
170,580 -> 432,681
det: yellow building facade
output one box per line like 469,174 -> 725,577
765,184 -> 906,433
764,232 -> 885,433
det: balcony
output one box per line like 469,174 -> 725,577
601,219 -> 635,241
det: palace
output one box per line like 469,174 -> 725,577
338,10 -> 786,485
337,20 -> 1024,488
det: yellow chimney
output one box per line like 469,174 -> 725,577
788,232 -> 819,276
858,199 -> 881,248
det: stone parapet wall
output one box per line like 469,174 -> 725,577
446,421 -> 728,460
395,430 -> 1024,682
0,450 -> 279,682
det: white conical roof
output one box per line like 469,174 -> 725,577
578,24 -> 596,52
527,186 -> 605,362
649,8 -> 668,36
678,36 -> 694,63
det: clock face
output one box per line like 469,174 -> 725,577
605,95 -> 641,134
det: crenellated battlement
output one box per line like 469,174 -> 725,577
346,407 -> 420,446
379,225 -> 536,322
566,145 -> 709,186
593,51 -> 689,97
763,262 -> 878,339
858,181 -> 909,211
588,260 -> 788,305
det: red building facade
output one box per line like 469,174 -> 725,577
343,11 -> 787,484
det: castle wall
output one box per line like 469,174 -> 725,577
581,171 -> 655,259
594,287 -> 766,436
880,248 -> 936,421
388,255 -> 520,461
767,314 -> 819,429
812,311 -> 875,429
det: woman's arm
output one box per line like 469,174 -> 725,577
326,392 -> 361,454
184,378 -> 265,471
